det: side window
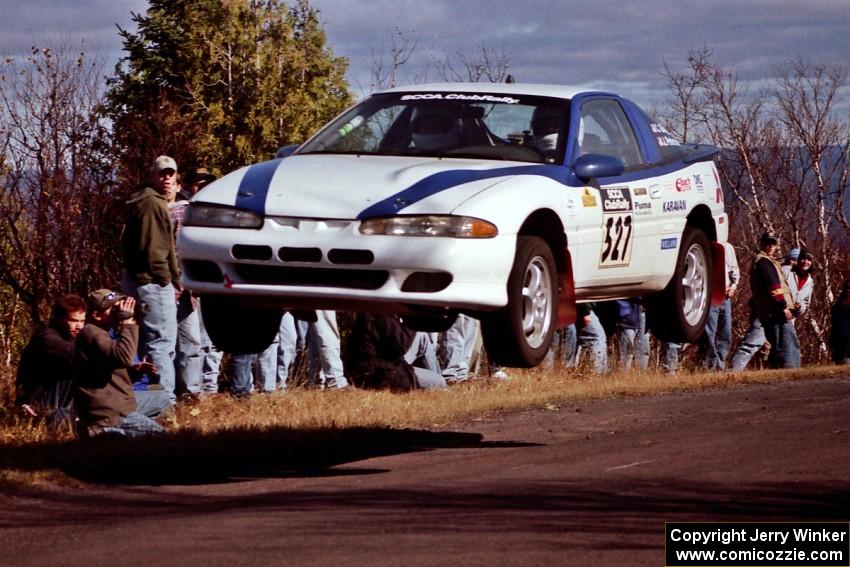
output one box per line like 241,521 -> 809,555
637,107 -> 688,164
578,99 -> 643,168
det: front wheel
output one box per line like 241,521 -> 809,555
646,227 -> 713,343
200,296 -> 283,354
482,236 -> 557,367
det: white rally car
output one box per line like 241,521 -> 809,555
178,83 -> 728,366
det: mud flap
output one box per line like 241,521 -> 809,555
556,247 -> 577,328
710,241 -> 726,307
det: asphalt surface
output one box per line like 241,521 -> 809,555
3,376 -> 850,566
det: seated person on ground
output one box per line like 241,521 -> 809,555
74,289 -> 170,438
346,313 -> 447,391
15,294 -> 86,426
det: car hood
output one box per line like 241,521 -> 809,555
193,154 -> 560,219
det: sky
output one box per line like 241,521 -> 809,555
1,0 -> 848,109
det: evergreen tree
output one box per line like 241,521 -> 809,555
106,0 -> 351,182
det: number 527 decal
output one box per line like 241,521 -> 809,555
600,213 -> 633,267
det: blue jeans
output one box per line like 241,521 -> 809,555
405,332 -> 442,374
616,311 -> 649,371
661,342 -> 681,373
91,390 -> 168,438
577,311 -> 608,373
636,310 -> 650,370
231,338 -> 278,396
700,299 -> 733,370
175,293 -> 202,395
135,389 -> 172,418
296,311 -> 349,390
439,314 -> 479,382
764,319 -> 801,369
277,312 -> 297,390
109,412 -> 165,438
413,367 -> 448,389
197,301 -> 222,393
730,318 -> 765,371
546,324 -> 578,369
125,277 -> 178,401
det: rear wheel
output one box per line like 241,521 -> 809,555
482,236 -> 557,367
646,227 -> 713,342
200,296 -> 283,354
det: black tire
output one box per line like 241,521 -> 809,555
200,296 -> 283,354
646,227 -> 713,343
482,236 -> 558,367
403,312 -> 458,333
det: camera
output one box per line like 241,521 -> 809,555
112,301 -> 149,321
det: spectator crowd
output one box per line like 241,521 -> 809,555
13,156 -> 850,439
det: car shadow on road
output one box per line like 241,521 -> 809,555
0,426 -> 539,487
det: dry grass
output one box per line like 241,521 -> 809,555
161,364 -> 848,432
0,364 -> 845,489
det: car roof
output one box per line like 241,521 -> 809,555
378,82 -> 613,100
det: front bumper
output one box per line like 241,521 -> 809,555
178,217 -> 515,313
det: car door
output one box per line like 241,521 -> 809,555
570,96 -> 656,296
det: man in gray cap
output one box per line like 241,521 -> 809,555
122,155 -> 182,401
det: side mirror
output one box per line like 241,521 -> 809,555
275,144 -> 299,159
574,153 -> 625,181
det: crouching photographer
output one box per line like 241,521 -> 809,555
74,289 -> 171,438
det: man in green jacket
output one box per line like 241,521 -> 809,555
122,155 -> 181,401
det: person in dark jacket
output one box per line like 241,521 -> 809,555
346,314 -> 446,391
16,294 -> 86,426
74,289 -> 170,438
830,281 -> 850,364
122,155 -> 182,402
748,232 -> 799,368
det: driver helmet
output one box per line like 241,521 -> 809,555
411,107 -> 461,150
531,106 -> 563,152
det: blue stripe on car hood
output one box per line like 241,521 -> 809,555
356,164 -> 570,219
235,158 -> 283,214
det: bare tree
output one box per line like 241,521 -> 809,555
658,47 -> 711,143
369,27 -> 419,92
430,42 -> 511,83
0,45 -> 121,328
368,33 -> 512,92
772,61 -> 850,357
661,51 -> 850,363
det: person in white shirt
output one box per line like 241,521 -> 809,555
782,249 -> 814,323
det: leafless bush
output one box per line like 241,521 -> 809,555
660,51 -> 850,363
0,45 -> 122,338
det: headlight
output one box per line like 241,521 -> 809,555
183,203 -> 263,229
359,215 -> 498,238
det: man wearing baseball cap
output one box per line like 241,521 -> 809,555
178,166 -> 216,201
74,289 -> 169,437
121,155 -> 182,402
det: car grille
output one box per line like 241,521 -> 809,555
232,264 -> 389,290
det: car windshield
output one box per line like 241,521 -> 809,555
299,92 -> 570,165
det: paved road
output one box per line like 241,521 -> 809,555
3,377 -> 850,566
